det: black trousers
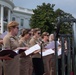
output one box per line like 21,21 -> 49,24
58,55 -> 67,75
32,58 -> 44,75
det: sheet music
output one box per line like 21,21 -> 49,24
13,49 -> 19,54
24,44 -> 40,56
39,48 -> 55,56
58,48 -> 62,56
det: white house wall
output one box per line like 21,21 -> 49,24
0,6 -> 1,20
12,12 -> 32,29
0,0 -> 14,10
0,0 -> 33,33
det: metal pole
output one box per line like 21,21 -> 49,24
72,23 -> 76,75
61,37 -> 65,75
54,33 -> 58,75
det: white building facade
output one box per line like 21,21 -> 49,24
0,0 -> 33,34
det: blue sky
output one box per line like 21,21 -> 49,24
13,0 -> 76,18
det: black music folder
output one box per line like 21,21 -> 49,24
14,49 -> 26,54
16,49 -> 26,54
0,50 -> 17,58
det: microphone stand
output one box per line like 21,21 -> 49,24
2,59 -> 4,75
40,41 -> 44,75
40,41 -> 44,59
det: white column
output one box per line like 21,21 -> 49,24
8,9 -> 11,23
1,5 -> 4,34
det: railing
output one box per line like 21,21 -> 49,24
55,18 -> 76,75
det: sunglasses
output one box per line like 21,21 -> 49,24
28,33 -> 31,36
38,32 -> 41,34
12,26 -> 19,29
45,34 -> 49,36
16,27 -> 19,29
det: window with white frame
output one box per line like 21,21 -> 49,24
12,17 -> 15,21
21,19 -> 24,26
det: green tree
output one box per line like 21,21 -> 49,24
30,3 -> 56,33
55,9 -> 74,34
30,3 -> 74,34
